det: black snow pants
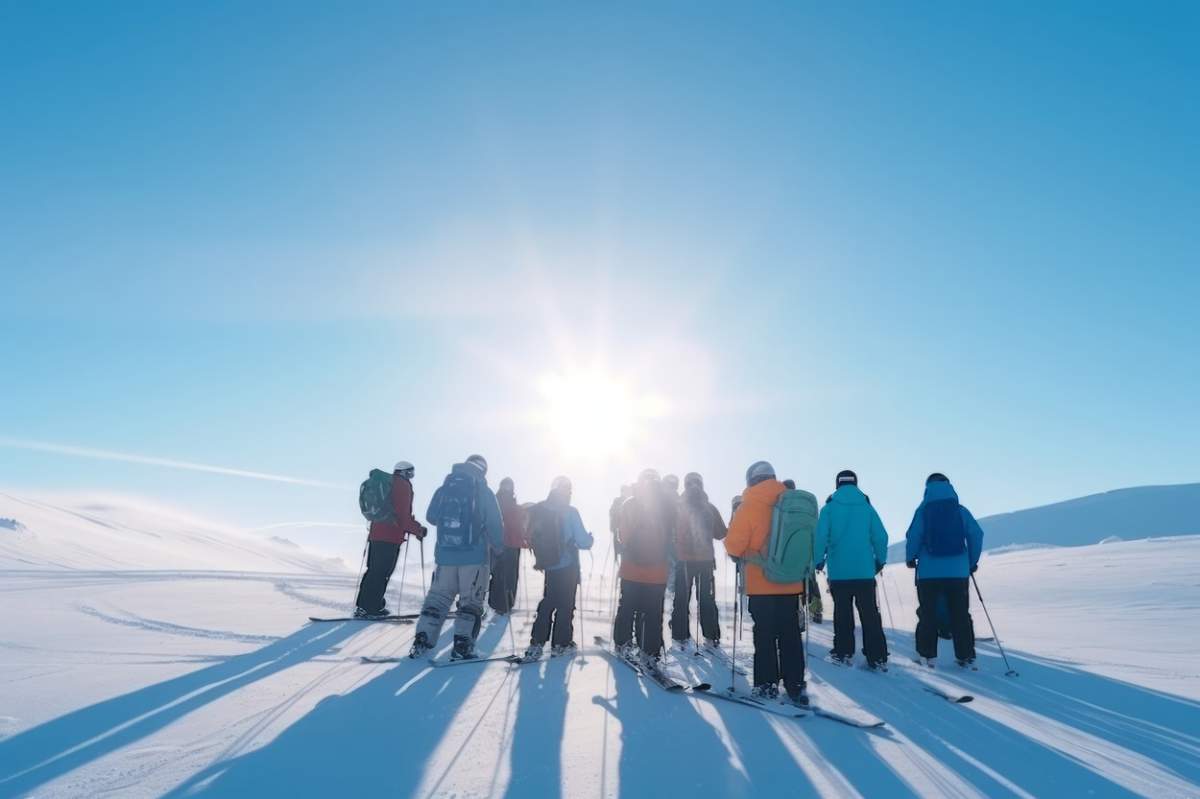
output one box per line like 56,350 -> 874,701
828,578 -> 889,665
747,594 -> 806,694
488,545 -> 522,614
355,540 -> 400,614
613,579 -> 666,657
670,560 -> 720,642
531,563 -> 580,647
916,578 -> 975,660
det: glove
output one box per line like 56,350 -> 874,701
415,525 -> 428,541
906,559 -> 917,569
970,564 -> 978,575
815,561 -> 825,573
875,561 -> 885,575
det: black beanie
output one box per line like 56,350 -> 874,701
836,469 -> 857,487
926,472 -> 949,484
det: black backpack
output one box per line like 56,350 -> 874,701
529,502 -> 565,571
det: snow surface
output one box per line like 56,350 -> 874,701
1,495 -> 1198,798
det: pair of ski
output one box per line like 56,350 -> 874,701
362,652 -> 519,667
309,614 -> 415,624
679,642 -> 748,676
596,637 -> 882,728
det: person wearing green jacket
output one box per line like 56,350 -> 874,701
813,470 -> 890,669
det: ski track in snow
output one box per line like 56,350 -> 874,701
1,533 -> 1199,797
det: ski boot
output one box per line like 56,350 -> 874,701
916,656 -> 937,669
785,682 -> 809,707
551,641 -> 577,657
702,637 -> 720,649
354,606 -> 390,620
408,631 -> 432,659
750,683 -> 779,701
523,643 -> 544,662
866,658 -> 889,672
671,638 -> 692,654
617,641 -> 639,660
829,652 -> 852,667
955,657 -> 977,670
451,635 -> 477,661
639,650 -> 663,671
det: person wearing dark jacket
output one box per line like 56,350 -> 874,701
488,477 -> 528,615
670,472 -> 727,648
905,473 -> 985,667
355,461 -> 427,618
608,484 -> 633,562
525,476 -> 594,659
613,469 -> 673,663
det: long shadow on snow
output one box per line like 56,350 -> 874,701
0,622 -> 360,797
501,654 -> 572,799
165,619 -> 515,798
804,626 -> 1200,796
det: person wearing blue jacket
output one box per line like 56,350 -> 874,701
814,470 -> 890,669
411,454 -> 505,660
904,473 -> 985,666
525,476 -> 594,659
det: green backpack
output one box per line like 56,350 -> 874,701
748,489 -> 818,584
358,469 -> 396,523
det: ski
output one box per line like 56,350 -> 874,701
592,636 -> 709,693
701,643 -> 749,676
309,615 -> 415,623
808,704 -> 886,728
922,686 -> 974,704
429,653 -> 522,668
694,689 -> 808,718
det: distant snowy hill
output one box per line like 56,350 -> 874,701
888,482 -> 1200,561
0,491 -> 347,573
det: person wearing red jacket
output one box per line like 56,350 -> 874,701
355,461 -> 427,619
487,477 -> 528,615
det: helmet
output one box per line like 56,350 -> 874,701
836,469 -> 858,487
926,472 -> 949,484
499,477 -> 515,494
745,460 -> 776,486
393,460 -> 415,478
465,454 -> 488,475
684,472 -> 703,489
551,475 -> 572,493
638,468 -> 661,484
663,474 -> 680,491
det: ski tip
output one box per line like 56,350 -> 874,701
956,696 -> 975,703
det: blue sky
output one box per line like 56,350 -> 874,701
2,3 -> 1197,562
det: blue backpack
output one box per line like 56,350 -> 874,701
923,499 -> 966,556
431,472 -> 480,551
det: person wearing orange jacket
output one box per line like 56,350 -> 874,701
355,461 -> 427,619
613,468 -> 673,663
724,460 -> 808,702
488,477 -> 528,615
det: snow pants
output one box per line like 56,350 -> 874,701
488,545 -> 521,614
355,540 -> 400,614
829,578 -> 888,665
416,562 -> 490,645
531,562 -> 579,647
915,578 -> 975,660
670,560 -> 720,642
613,579 -> 666,657
747,594 -> 806,694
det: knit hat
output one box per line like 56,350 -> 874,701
836,470 -> 858,487
465,454 -> 488,475
745,460 -> 775,486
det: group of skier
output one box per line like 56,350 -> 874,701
354,453 -> 986,706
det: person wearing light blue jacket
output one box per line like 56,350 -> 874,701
814,470 -> 890,668
526,476 -> 594,659
904,473 -> 985,666
411,454 -> 505,660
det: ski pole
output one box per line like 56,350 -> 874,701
878,572 -> 896,630
354,524 -> 370,608
729,560 -> 739,692
971,573 -> 1019,677
395,536 -> 410,614
419,537 -> 427,597
577,576 -> 586,665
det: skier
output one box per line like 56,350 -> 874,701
670,472 -> 727,649
608,484 -> 633,562
724,461 -> 808,703
613,468 -> 673,664
661,474 -> 681,602
487,477 -> 528,615
814,470 -> 890,669
785,478 -> 824,624
411,454 -> 504,660
524,476 -> 594,659
905,473 -> 985,667
355,461 -> 427,619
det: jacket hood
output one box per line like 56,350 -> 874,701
830,484 -> 868,506
923,480 -> 958,503
742,477 -> 785,505
452,461 -> 487,483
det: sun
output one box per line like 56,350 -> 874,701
536,370 -> 666,460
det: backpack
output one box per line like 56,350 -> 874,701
359,469 -> 396,523
430,471 -> 480,551
748,489 -> 818,584
623,498 -> 669,566
923,499 -> 966,556
529,502 -> 565,571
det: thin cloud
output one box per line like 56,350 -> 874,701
0,438 -> 347,489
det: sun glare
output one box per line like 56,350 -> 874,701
537,370 -> 666,460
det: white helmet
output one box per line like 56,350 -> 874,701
551,475 -> 572,493
393,460 -> 415,477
